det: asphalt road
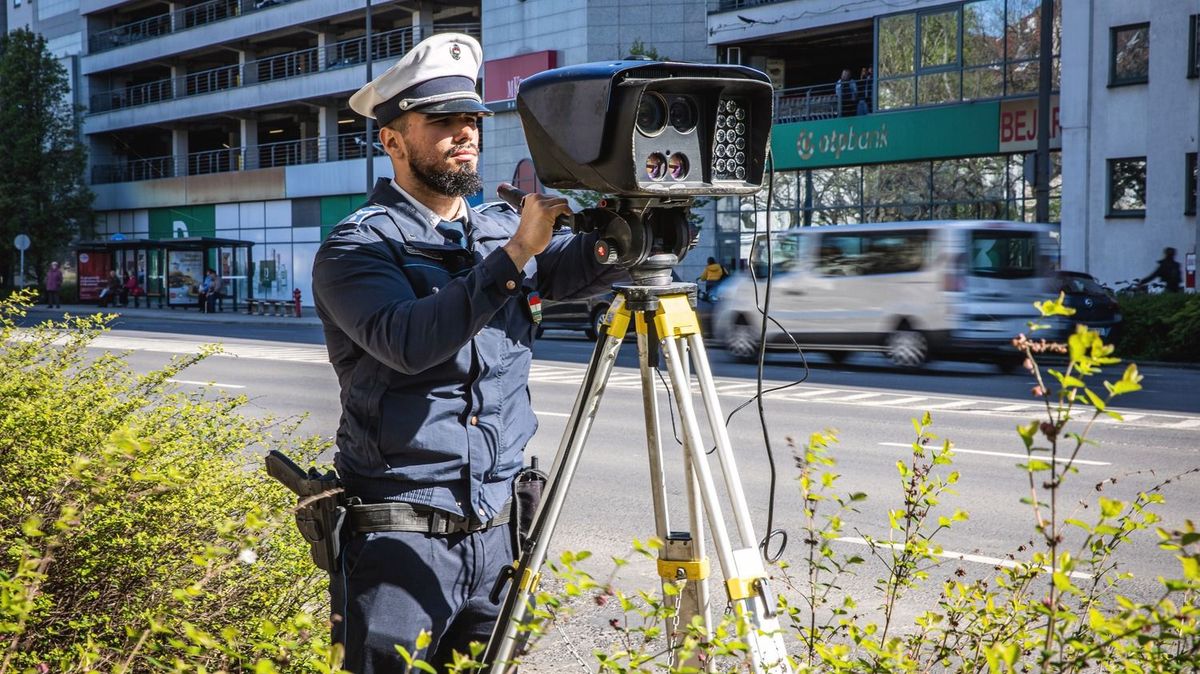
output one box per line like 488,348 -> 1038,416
47,315 -> 1200,664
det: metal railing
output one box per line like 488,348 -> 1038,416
91,132 -> 386,184
87,23 -> 480,115
774,81 -> 875,123
90,0 -> 297,54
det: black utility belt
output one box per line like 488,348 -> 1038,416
347,499 -> 511,536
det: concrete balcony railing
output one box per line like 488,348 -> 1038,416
90,132 -> 386,184
89,0 -> 298,54
88,23 -> 478,115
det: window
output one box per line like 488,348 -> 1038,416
1187,153 -> 1197,216
1107,157 -> 1147,216
969,230 -> 1038,278
1110,23 -> 1150,86
1189,15 -> 1199,79
815,231 -> 930,276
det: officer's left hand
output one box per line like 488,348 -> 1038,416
504,194 -> 572,268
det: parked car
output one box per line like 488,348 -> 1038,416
1055,270 -> 1122,338
536,292 -> 614,340
712,220 -> 1070,370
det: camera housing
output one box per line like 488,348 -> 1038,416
516,60 -> 773,197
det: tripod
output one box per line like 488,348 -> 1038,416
484,280 -> 793,673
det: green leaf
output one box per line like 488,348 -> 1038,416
1083,388 -> 1106,411
1035,292 -> 1076,317
1099,497 -> 1125,519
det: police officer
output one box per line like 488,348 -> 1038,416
312,33 -> 625,672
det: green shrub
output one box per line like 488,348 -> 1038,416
1114,293 -> 1200,362
0,291 -> 341,672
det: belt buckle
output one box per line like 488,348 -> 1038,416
430,511 -> 473,535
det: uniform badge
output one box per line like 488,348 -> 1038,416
450,43 -> 462,60
526,290 -> 542,324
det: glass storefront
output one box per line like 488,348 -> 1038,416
715,152 -> 1061,264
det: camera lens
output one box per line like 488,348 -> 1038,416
668,97 -> 697,133
735,122 -> 746,136
636,93 -> 667,136
715,158 -> 727,173
735,151 -> 746,165
735,137 -> 746,150
668,153 -> 689,180
716,129 -> 726,143
645,153 -> 667,180
735,166 -> 746,180
735,108 -> 746,121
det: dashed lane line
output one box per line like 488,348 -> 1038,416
876,442 -> 1112,467
167,378 -> 245,389
835,537 -> 1093,579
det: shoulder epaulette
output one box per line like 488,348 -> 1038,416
340,205 -> 387,226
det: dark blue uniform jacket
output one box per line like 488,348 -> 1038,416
312,179 -> 624,522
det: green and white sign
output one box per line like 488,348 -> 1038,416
771,101 -> 1002,171
149,205 -> 216,240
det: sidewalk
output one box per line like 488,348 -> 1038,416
22,302 -> 325,327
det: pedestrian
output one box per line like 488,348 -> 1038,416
44,261 -> 63,308
310,33 -> 626,672
98,270 -> 121,307
699,256 -> 727,300
835,68 -> 858,118
201,268 -> 222,313
1139,246 -> 1183,293
856,66 -> 873,116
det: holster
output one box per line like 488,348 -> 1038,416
511,457 -> 548,557
265,450 -> 345,572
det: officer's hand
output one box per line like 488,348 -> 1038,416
504,194 -> 572,268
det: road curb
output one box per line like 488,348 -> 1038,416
20,304 -> 324,327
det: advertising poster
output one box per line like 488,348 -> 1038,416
167,250 -> 203,305
76,251 -> 111,302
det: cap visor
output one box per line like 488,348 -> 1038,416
413,98 -> 495,116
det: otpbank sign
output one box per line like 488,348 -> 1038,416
770,97 -> 1059,171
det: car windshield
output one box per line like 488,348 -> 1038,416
1059,275 -> 1107,294
969,230 -> 1038,279
749,232 -> 800,277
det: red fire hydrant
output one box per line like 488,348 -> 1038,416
292,288 -> 302,318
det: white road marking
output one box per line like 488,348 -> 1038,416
835,536 -> 1092,579
167,378 -> 246,389
823,392 -> 882,402
536,410 -> 571,418
58,332 -> 1199,432
877,442 -> 1112,466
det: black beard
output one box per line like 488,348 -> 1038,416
410,155 -> 483,198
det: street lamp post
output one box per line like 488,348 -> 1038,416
1034,0 -> 1054,223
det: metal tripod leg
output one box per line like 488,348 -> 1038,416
483,295 -> 633,672
653,293 -> 793,674
636,312 -> 711,670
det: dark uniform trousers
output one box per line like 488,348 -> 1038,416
331,523 -> 513,673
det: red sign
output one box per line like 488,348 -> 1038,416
999,96 -> 1061,153
76,251 -> 111,302
484,50 -> 557,103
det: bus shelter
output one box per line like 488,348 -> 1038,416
74,236 -> 253,310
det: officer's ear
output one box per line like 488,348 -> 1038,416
380,115 -> 410,161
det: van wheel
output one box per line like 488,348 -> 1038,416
887,327 -> 927,367
585,305 -> 608,341
726,322 -> 760,363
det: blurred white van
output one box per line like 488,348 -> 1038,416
711,220 -> 1066,370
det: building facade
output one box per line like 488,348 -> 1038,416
708,0 -> 1199,287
